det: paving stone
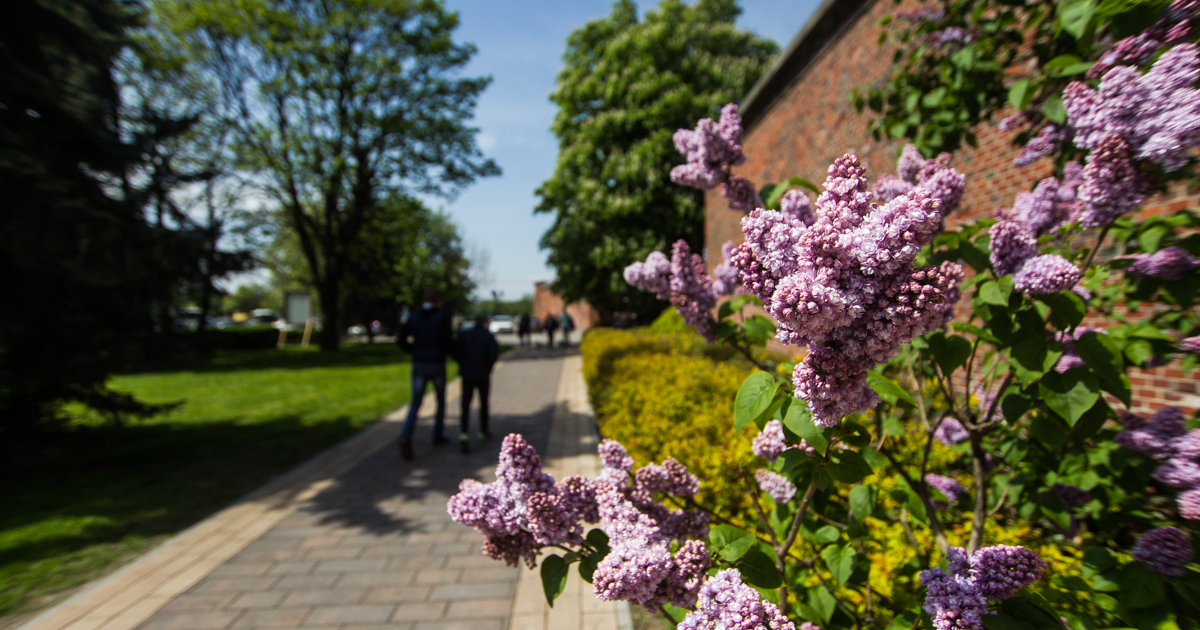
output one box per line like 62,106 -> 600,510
413,620 -> 503,630
230,607 -> 311,628
192,576 -> 281,593
268,561 -> 317,575
273,574 -> 340,590
312,559 -> 387,574
444,598 -> 511,620
155,593 -> 235,613
363,585 -> 432,604
303,605 -> 394,626
139,611 -> 240,630
336,572 -> 413,588
301,546 -> 362,560
208,562 -> 274,578
428,582 -> 515,601
227,591 -> 286,609
458,567 -> 518,584
412,569 -> 460,585
389,602 -> 447,623
279,588 -> 367,607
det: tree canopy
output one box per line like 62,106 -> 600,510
535,0 -> 777,320
163,0 -> 498,350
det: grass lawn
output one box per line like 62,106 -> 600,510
0,343 -> 444,621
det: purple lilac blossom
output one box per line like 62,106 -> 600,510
1013,254 -> 1083,295
1179,487 -> 1200,519
1015,125 -> 1067,166
669,240 -> 719,341
670,105 -> 745,190
935,417 -> 970,445
663,540 -> 711,608
1009,178 -> 1069,235
1067,44 -> 1200,173
592,483 -> 675,606
755,469 -> 798,503
1116,406 -> 1189,459
624,251 -> 672,300
874,173 -> 916,203
781,189 -> 817,225
1090,0 -> 1200,77
723,176 -> 763,212
926,473 -> 968,506
989,221 -> 1040,277
1153,458 -> 1200,488
1000,111 -> 1027,132
1132,526 -> 1194,576
1055,327 -> 1106,374
1124,246 -> 1200,281
733,154 -> 964,425
752,420 -> 788,462
1051,483 -> 1092,508
921,545 -> 1047,630
1077,134 -> 1149,228
1183,336 -> 1200,353
677,569 -> 796,630
1175,430 -> 1200,460
712,241 -> 741,296
891,145 -> 966,217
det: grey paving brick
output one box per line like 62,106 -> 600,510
428,582 -> 515,601
304,605 -> 395,626
208,562 -> 275,577
444,598 -> 512,620
312,558 -> 388,574
429,543 -> 473,555
227,591 -> 286,609
268,560 -> 317,575
336,572 -> 413,588
363,585 -> 432,604
413,620 -> 503,630
192,576 -> 281,593
389,601 -> 447,623
140,611 -> 240,630
384,555 -> 448,571
155,593 -> 236,613
230,607 -> 312,628
302,546 -> 363,560
458,567 -> 518,584
412,569 -> 460,585
279,587 -> 367,607
442,555 -> 504,569
274,573 -> 340,590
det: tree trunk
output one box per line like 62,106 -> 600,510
318,280 -> 341,352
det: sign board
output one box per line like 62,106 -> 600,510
285,292 -> 311,323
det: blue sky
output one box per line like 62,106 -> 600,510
434,0 -> 822,300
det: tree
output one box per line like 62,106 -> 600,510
0,0 -> 184,433
164,0 -> 498,351
535,0 -> 776,321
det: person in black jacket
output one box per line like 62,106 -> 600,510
396,288 -> 453,461
454,314 -> 500,454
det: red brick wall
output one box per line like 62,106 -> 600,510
533,282 -> 601,333
705,0 -> 1200,414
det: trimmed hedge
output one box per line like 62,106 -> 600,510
582,312 -> 757,522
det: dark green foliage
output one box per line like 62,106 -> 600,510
536,0 -> 777,319
0,0 -> 182,433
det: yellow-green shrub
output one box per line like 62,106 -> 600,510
581,321 -> 756,520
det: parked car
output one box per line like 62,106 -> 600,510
488,315 -> 514,334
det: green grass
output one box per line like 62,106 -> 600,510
0,344 -> 442,619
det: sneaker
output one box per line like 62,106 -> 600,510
398,437 -> 413,461
477,431 -> 491,442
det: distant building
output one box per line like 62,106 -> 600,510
533,282 -> 600,332
706,0 -> 1198,414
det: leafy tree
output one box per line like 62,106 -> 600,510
0,0 -> 182,433
223,284 -> 271,314
536,0 -> 777,321
164,0 -> 499,350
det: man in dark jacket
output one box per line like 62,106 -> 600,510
396,288 -> 453,461
454,314 -> 500,454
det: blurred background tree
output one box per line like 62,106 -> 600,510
160,0 -> 499,351
535,0 -> 777,323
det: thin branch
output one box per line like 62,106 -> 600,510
967,430 -> 991,552
878,443 -> 951,554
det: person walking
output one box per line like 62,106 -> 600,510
395,288 -> 453,461
453,314 -> 499,454
544,313 -> 558,347
560,311 -> 575,346
517,312 -> 532,347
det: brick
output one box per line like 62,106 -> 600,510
273,574 -> 340,590
312,558 -> 388,574
231,607 -> 311,628
139,611 -> 240,630
363,585 -> 433,604
337,572 -> 414,587
193,576 -> 280,593
413,569 -> 461,585
156,593 -> 236,613
280,588 -> 367,607
268,561 -> 316,575
227,591 -> 286,609
389,601 -> 447,622
413,620 -> 503,630
444,598 -> 511,619
429,582 -> 515,600
458,567 -> 517,583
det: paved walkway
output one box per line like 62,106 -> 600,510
20,346 -> 626,630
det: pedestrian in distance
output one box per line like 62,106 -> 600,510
560,311 -> 575,346
544,313 -> 559,347
395,288 -> 453,461
517,312 -> 532,347
453,314 -> 499,454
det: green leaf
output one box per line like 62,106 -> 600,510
828,450 -> 874,484
867,370 -> 916,407
1039,370 -> 1100,426
1043,95 -> 1067,123
981,278 -> 1012,306
578,554 -> 597,583
1011,338 -> 1060,383
821,545 -> 857,586
928,333 -> 973,375
811,524 -> 840,544
718,295 -> 748,319
541,554 -> 569,606
1000,386 -> 1034,423
1117,562 -> 1165,610
1075,332 -> 1123,382
736,548 -> 782,589
735,372 -> 780,432
709,525 -> 755,562
999,593 -> 1069,630
1009,78 -> 1033,111
1124,338 -> 1153,366
1057,0 -> 1097,40
849,484 -> 876,522
1040,291 -> 1086,329
904,489 -> 929,524
742,315 -> 776,346
765,177 -> 820,208
983,615 -> 1037,630
809,586 -> 836,623
784,400 -> 828,455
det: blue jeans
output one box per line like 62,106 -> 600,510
401,362 -> 446,440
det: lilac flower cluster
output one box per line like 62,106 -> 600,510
1051,483 -> 1092,508
625,240 -> 719,341
1089,0 -> 1200,77
752,420 -> 788,462
1066,43 -> 1200,175
1181,336 -> 1200,353
1054,327 -> 1106,374
732,153 -> 965,425
448,435 -> 713,609
670,104 -> 762,211
1132,526 -> 1195,576
1116,406 -> 1200,520
873,145 -> 967,218
925,473 -> 968,508
1015,125 -> 1068,167
755,469 -> 797,503
988,175 -> 1083,295
677,569 -> 796,630
712,241 -> 741,296
1123,246 -> 1200,281
934,417 -> 970,445
921,545 -> 1049,630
